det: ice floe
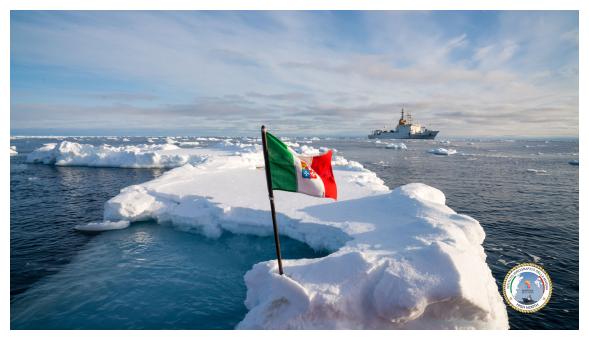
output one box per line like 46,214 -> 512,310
10,146 -> 17,156
74,220 -> 130,232
26,141 -> 209,168
427,148 -> 457,156
526,169 -> 548,174
385,143 -> 407,150
98,146 -> 508,329
178,141 -> 201,147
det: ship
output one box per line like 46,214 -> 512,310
368,108 -> 439,140
520,293 -> 536,305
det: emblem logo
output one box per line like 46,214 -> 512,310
502,263 -> 552,313
300,160 -> 317,179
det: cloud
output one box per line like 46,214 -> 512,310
10,11 -> 578,137
83,92 -> 159,101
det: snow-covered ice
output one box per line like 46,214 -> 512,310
26,141 -> 210,168
74,220 -> 130,232
385,143 -> 407,150
98,145 -> 508,329
178,141 -> 200,147
526,169 -> 548,174
427,148 -> 457,156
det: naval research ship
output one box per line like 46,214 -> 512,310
368,108 -> 439,140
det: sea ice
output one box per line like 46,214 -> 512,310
74,220 -> 130,231
178,141 -> 201,147
526,169 -> 548,174
385,143 -> 407,150
165,137 -> 179,145
26,141 -> 210,168
427,148 -> 457,156
99,145 -> 508,329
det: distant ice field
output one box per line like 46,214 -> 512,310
10,136 -> 578,329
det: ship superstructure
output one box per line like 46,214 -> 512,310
368,108 -> 439,140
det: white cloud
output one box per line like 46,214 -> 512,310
10,11 -> 578,137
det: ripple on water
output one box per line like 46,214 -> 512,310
11,221 -> 326,329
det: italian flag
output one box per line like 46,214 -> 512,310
265,132 -> 337,200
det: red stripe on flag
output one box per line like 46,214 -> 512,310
311,150 -> 337,200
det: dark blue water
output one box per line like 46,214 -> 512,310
10,137 -> 578,329
11,221 -> 323,329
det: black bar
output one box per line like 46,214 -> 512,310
261,125 -> 284,275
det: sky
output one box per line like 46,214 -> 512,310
10,11 -> 579,137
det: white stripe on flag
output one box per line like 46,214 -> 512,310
291,152 -> 325,197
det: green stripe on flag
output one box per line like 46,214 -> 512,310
266,132 -> 298,192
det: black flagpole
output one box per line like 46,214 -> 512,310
261,125 -> 284,275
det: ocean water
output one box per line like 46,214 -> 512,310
10,136 -> 578,329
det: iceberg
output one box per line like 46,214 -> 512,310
100,146 -> 508,329
427,148 -> 457,156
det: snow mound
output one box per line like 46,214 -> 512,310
74,220 -> 130,232
101,146 -> 508,329
26,141 -> 209,168
428,148 -> 457,156
385,143 -> 407,150
10,146 -> 17,156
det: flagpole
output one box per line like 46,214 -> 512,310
261,125 -> 284,275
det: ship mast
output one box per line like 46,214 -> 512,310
398,106 -> 408,126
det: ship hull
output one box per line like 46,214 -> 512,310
368,131 -> 439,140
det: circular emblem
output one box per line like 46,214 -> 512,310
502,263 -> 552,313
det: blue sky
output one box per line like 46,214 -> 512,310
10,11 -> 578,137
